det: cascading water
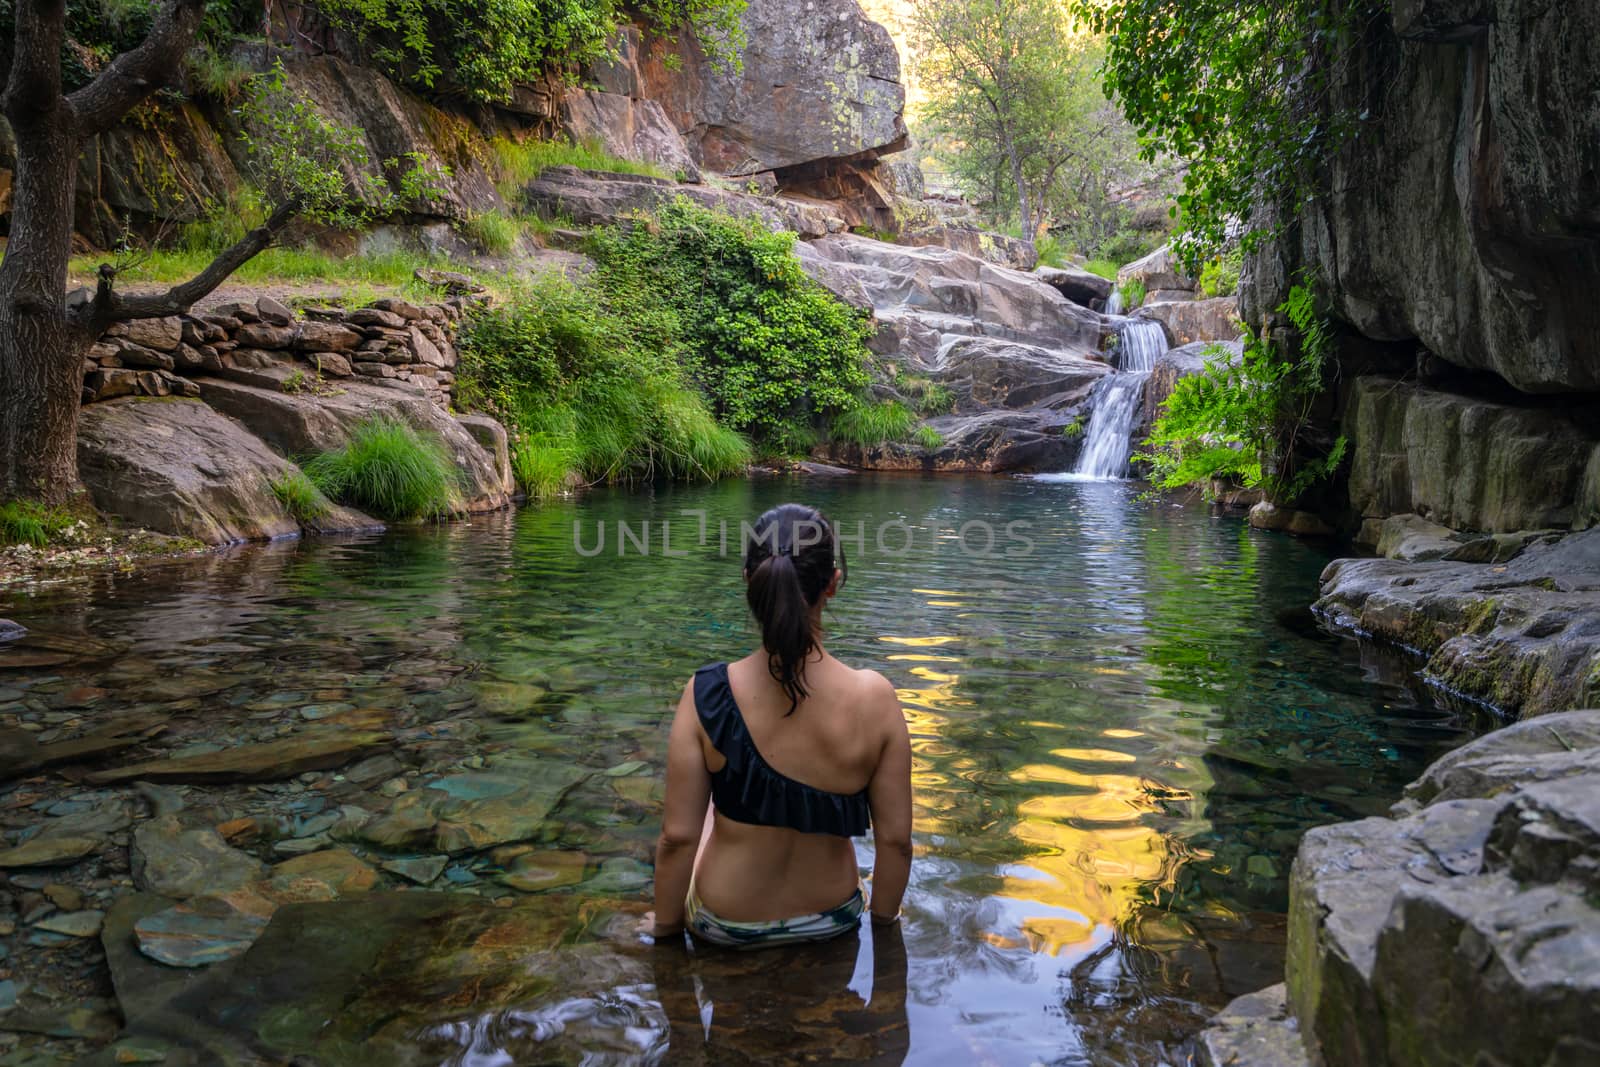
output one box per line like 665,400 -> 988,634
1072,319 -> 1169,479
1104,288 -> 1124,317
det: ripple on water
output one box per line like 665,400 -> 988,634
0,475 -> 1487,1065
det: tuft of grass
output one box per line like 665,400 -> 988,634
1118,277 -> 1147,310
0,501 -> 75,548
490,135 -> 666,200
269,469 -> 334,524
1084,259 -> 1119,281
303,417 -> 459,521
829,400 -> 917,447
913,425 -> 944,450
654,388 -> 753,480
460,210 -> 525,256
186,42 -> 254,101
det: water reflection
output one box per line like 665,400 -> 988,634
0,474 -> 1486,1064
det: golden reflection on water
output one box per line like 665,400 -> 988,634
878,632 -> 1204,958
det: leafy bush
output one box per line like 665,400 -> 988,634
456,274 -> 751,495
588,198 -> 874,453
1137,283 -> 1347,504
1034,234 -> 1068,269
305,1 -> 745,103
304,417 -> 459,520
1118,277 -> 1146,310
0,501 -> 75,547
829,401 -> 917,447
269,469 -> 334,524
1200,246 -> 1244,298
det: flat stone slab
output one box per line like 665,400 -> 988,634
0,834 -> 103,868
132,815 -> 266,899
86,730 -> 389,785
357,758 -> 588,855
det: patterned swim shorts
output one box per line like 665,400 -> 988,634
685,886 -> 865,949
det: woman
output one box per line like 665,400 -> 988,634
647,503 -> 914,947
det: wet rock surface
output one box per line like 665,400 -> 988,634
800,235 -> 1114,471
1316,528 -> 1600,716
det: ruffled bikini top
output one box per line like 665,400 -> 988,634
693,662 -> 871,838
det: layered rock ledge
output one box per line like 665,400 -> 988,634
1199,711 -> 1600,1066
1315,528 -> 1600,717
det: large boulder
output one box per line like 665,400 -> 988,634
1315,528 -> 1600,716
1034,264 -> 1114,308
614,0 -> 908,176
1117,244 -> 1194,293
800,234 -> 1116,472
1135,296 -> 1241,346
1243,0 -> 1600,393
1344,376 -> 1599,533
1276,710 -> 1600,1067
558,90 -> 700,182
76,398 -> 302,545
520,166 -> 843,238
195,378 -> 511,513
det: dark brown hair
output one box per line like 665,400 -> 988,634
744,503 -> 842,714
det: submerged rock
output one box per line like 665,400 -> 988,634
86,730 -> 390,785
132,816 -> 266,899
0,835 -> 102,869
357,759 -> 588,855
1195,984 -> 1310,1067
134,886 -> 278,968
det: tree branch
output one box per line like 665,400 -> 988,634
66,0 -> 207,137
72,200 -> 300,328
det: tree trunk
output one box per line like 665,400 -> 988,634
1005,136 -> 1032,243
0,113 -> 87,504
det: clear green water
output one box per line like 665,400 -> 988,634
0,474 -> 1483,1064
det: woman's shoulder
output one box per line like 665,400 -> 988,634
841,664 -> 901,717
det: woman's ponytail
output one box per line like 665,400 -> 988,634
743,503 -> 840,715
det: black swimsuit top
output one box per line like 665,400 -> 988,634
693,662 -> 871,838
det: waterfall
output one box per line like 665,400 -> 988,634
1072,319 -> 1169,480
1105,288 -> 1123,316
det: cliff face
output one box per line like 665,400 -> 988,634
1244,0 -> 1600,394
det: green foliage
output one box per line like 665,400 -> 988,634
1137,283 -> 1347,504
913,425 -> 945,450
1082,0 -> 1380,268
269,469 -> 334,524
898,375 -> 956,416
829,401 -> 917,447
456,273 -> 752,495
491,136 -> 668,199
0,500 -> 75,548
911,2 -> 1149,238
311,0 -> 745,103
1034,234 -> 1068,269
1118,277 -> 1146,310
304,417 -> 459,520
239,62 -> 448,228
1083,258 -> 1119,281
460,210 -> 526,256
1200,246 -> 1245,298
1061,415 -> 1087,438
587,198 -> 874,453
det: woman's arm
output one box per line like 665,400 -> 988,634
651,678 -> 712,936
865,676 -> 914,924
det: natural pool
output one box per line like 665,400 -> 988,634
0,474 -> 1486,1064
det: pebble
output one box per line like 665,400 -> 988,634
33,909 -> 104,938
0,834 -> 101,868
381,855 -> 449,885
42,885 -> 83,911
113,1039 -> 172,1064
0,979 -> 16,1012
